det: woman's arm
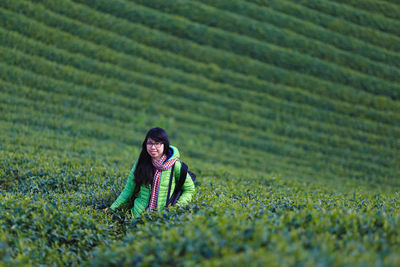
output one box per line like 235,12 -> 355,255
176,165 -> 195,206
110,161 -> 137,210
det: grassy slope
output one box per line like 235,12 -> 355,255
0,0 -> 399,266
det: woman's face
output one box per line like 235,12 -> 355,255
146,138 -> 164,160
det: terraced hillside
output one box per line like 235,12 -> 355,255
1,0 -> 400,266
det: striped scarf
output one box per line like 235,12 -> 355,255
148,154 -> 178,211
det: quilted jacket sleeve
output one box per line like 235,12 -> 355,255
110,161 -> 137,210
175,162 -> 195,206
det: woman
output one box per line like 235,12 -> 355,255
106,127 -> 195,218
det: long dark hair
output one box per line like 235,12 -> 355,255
134,127 -> 170,187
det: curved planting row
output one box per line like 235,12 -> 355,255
292,0 -> 400,36
383,0 -> 400,7
198,0 -> 400,68
246,0 -> 400,52
328,0 -> 400,20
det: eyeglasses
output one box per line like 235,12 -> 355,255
146,142 -> 163,148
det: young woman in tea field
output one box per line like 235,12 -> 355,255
105,127 -> 195,218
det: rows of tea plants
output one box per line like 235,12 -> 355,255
247,0 -> 400,52
3,0 -> 399,114
1,9 -> 399,130
202,0 -> 400,67
0,0 -> 399,185
133,0 -> 400,83
319,0 -> 400,21
1,44 -> 398,185
4,0 -> 400,105
1,79 -> 330,183
68,0 -> 400,99
1,71 -> 388,188
2,29 -> 398,149
1,0 -> 400,265
0,67 -> 396,186
291,0 -> 400,36
1,0 -> 398,132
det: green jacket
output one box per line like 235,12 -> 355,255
110,146 -> 195,218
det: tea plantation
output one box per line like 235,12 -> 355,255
1,0 -> 399,266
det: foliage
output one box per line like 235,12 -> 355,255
0,0 -> 399,265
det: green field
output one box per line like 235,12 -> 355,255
1,0 -> 399,266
